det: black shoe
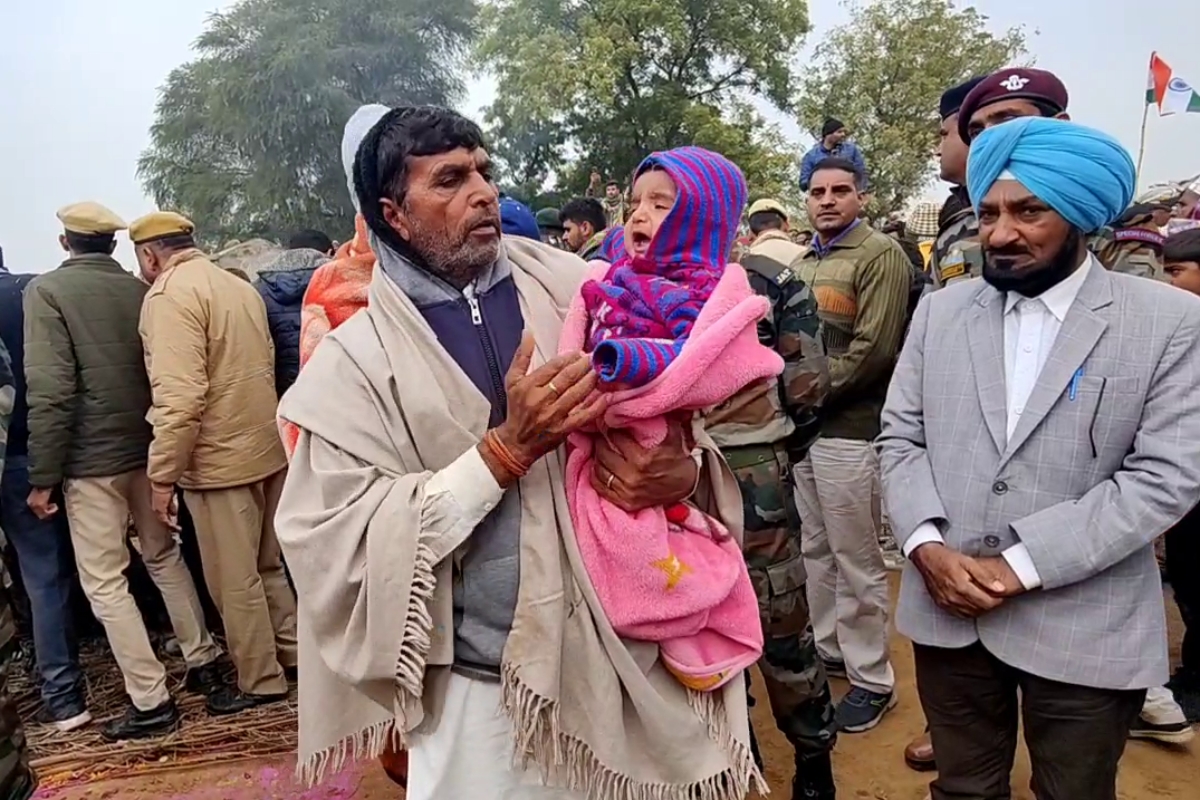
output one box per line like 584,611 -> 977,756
205,685 -> 288,716
185,662 -> 226,696
792,752 -> 836,800
283,665 -> 298,683
100,699 -> 180,742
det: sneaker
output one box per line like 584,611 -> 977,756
835,686 -> 896,733
1129,716 -> 1195,745
821,658 -> 847,679
34,707 -> 93,733
184,662 -> 226,696
100,699 -> 180,742
205,685 -> 288,717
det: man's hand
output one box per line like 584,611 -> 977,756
151,482 -> 180,531
910,543 -> 1007,618
974,556 -> 1026,598
26,488 -> 58,520
591,419 -> 698,513
485,334 -> 608,485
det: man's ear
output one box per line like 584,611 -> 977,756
380,198 -> 410,241
58,234 -> 70,253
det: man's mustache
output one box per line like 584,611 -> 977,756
467,213 -> 501,231
985,248 -> 1032,269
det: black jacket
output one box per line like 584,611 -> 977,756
254,248 -> 329,396
0,265 -> 35,458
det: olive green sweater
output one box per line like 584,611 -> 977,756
792,222 -> 911,441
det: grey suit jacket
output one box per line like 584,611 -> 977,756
878,264 -> 1200,690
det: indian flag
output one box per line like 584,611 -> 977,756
1147,52 -> 1200,116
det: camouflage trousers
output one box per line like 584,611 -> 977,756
0,658 -> 35,800
724,443 -> 837,760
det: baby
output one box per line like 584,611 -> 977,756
581,146 -> 747,389
560,146 -> 779,693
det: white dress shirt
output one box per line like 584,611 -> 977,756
903,256 -> 1095,589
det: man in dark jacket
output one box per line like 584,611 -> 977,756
254,230 -> 333,396
0,249 -> 87,733
24,202 -> 222,741
0,338 -> 37,800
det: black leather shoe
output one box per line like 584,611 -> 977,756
793,752 -> 836,800
205,685 -> 288,716
185,662 -> 226,696
100,699 -> 180,742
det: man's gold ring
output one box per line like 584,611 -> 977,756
606,472 -> 615,490
547,380 -> 560,396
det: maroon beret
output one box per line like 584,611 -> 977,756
957,68 -> 1069,143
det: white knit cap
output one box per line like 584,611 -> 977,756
342,104 -> 391,211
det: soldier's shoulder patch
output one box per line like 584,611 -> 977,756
776,267 -> 796,286
939,249 -> 966,281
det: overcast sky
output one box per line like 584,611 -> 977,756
2,0 -> 1197,272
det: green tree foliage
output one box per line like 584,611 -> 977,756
138,0 -> 476,246
477,0 -> 810,201
797,0 -> 1028,214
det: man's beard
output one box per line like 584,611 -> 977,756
406,215 -> 501,290
982,227 -> 1084,297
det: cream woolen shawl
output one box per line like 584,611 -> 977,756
274,237 -> 764,799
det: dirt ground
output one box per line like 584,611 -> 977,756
35,578 -> 1197,799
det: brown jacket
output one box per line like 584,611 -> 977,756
140,249 -> 286,490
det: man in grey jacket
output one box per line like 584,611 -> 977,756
878,117 -> 1200,800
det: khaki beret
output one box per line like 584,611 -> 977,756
129,211 -> 196,245
747,198 -> 788,219
56,202 -> 126,235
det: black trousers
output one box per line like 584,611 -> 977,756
914,642 -> 1145,800
1165,503 -> 1200,675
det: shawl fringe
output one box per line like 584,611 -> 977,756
296,533 -> 438,786
500,663 -> 768,800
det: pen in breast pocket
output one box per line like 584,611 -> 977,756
1068,368 -> 1084,401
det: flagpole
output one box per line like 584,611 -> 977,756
1136,51 -> 1155,186
1135,99 -> 1150,186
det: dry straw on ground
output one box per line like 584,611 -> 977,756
14,638 -> 297,786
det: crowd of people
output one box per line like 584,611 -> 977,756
0,61 -> 1198,800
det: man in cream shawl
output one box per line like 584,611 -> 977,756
276,105 -> 765,800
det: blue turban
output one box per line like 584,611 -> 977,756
967,117 -> 1135,233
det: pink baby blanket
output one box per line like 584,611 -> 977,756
559,258 -> 783,691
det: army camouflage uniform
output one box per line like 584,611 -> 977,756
931,187 -> 982,289
706,253 -> 837,767
0,340 -> 37,800
1090,224 -> 1165,281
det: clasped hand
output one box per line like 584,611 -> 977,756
486,334 -> 699,510
910,543 -> 1025,619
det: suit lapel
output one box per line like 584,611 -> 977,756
1001,265 -> 1113,465
967,288 -> 1008,455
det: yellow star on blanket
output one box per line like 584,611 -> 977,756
651,552 -> 692,591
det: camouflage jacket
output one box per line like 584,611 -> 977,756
931,187 -> 982,289
1089,225 -> 1165,281
0,339 -> 33,800
707,253 -> 828,451
0,337 -> 14,648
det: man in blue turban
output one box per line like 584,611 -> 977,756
878,113 -> 1200,800
967,116 -> 1134,296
